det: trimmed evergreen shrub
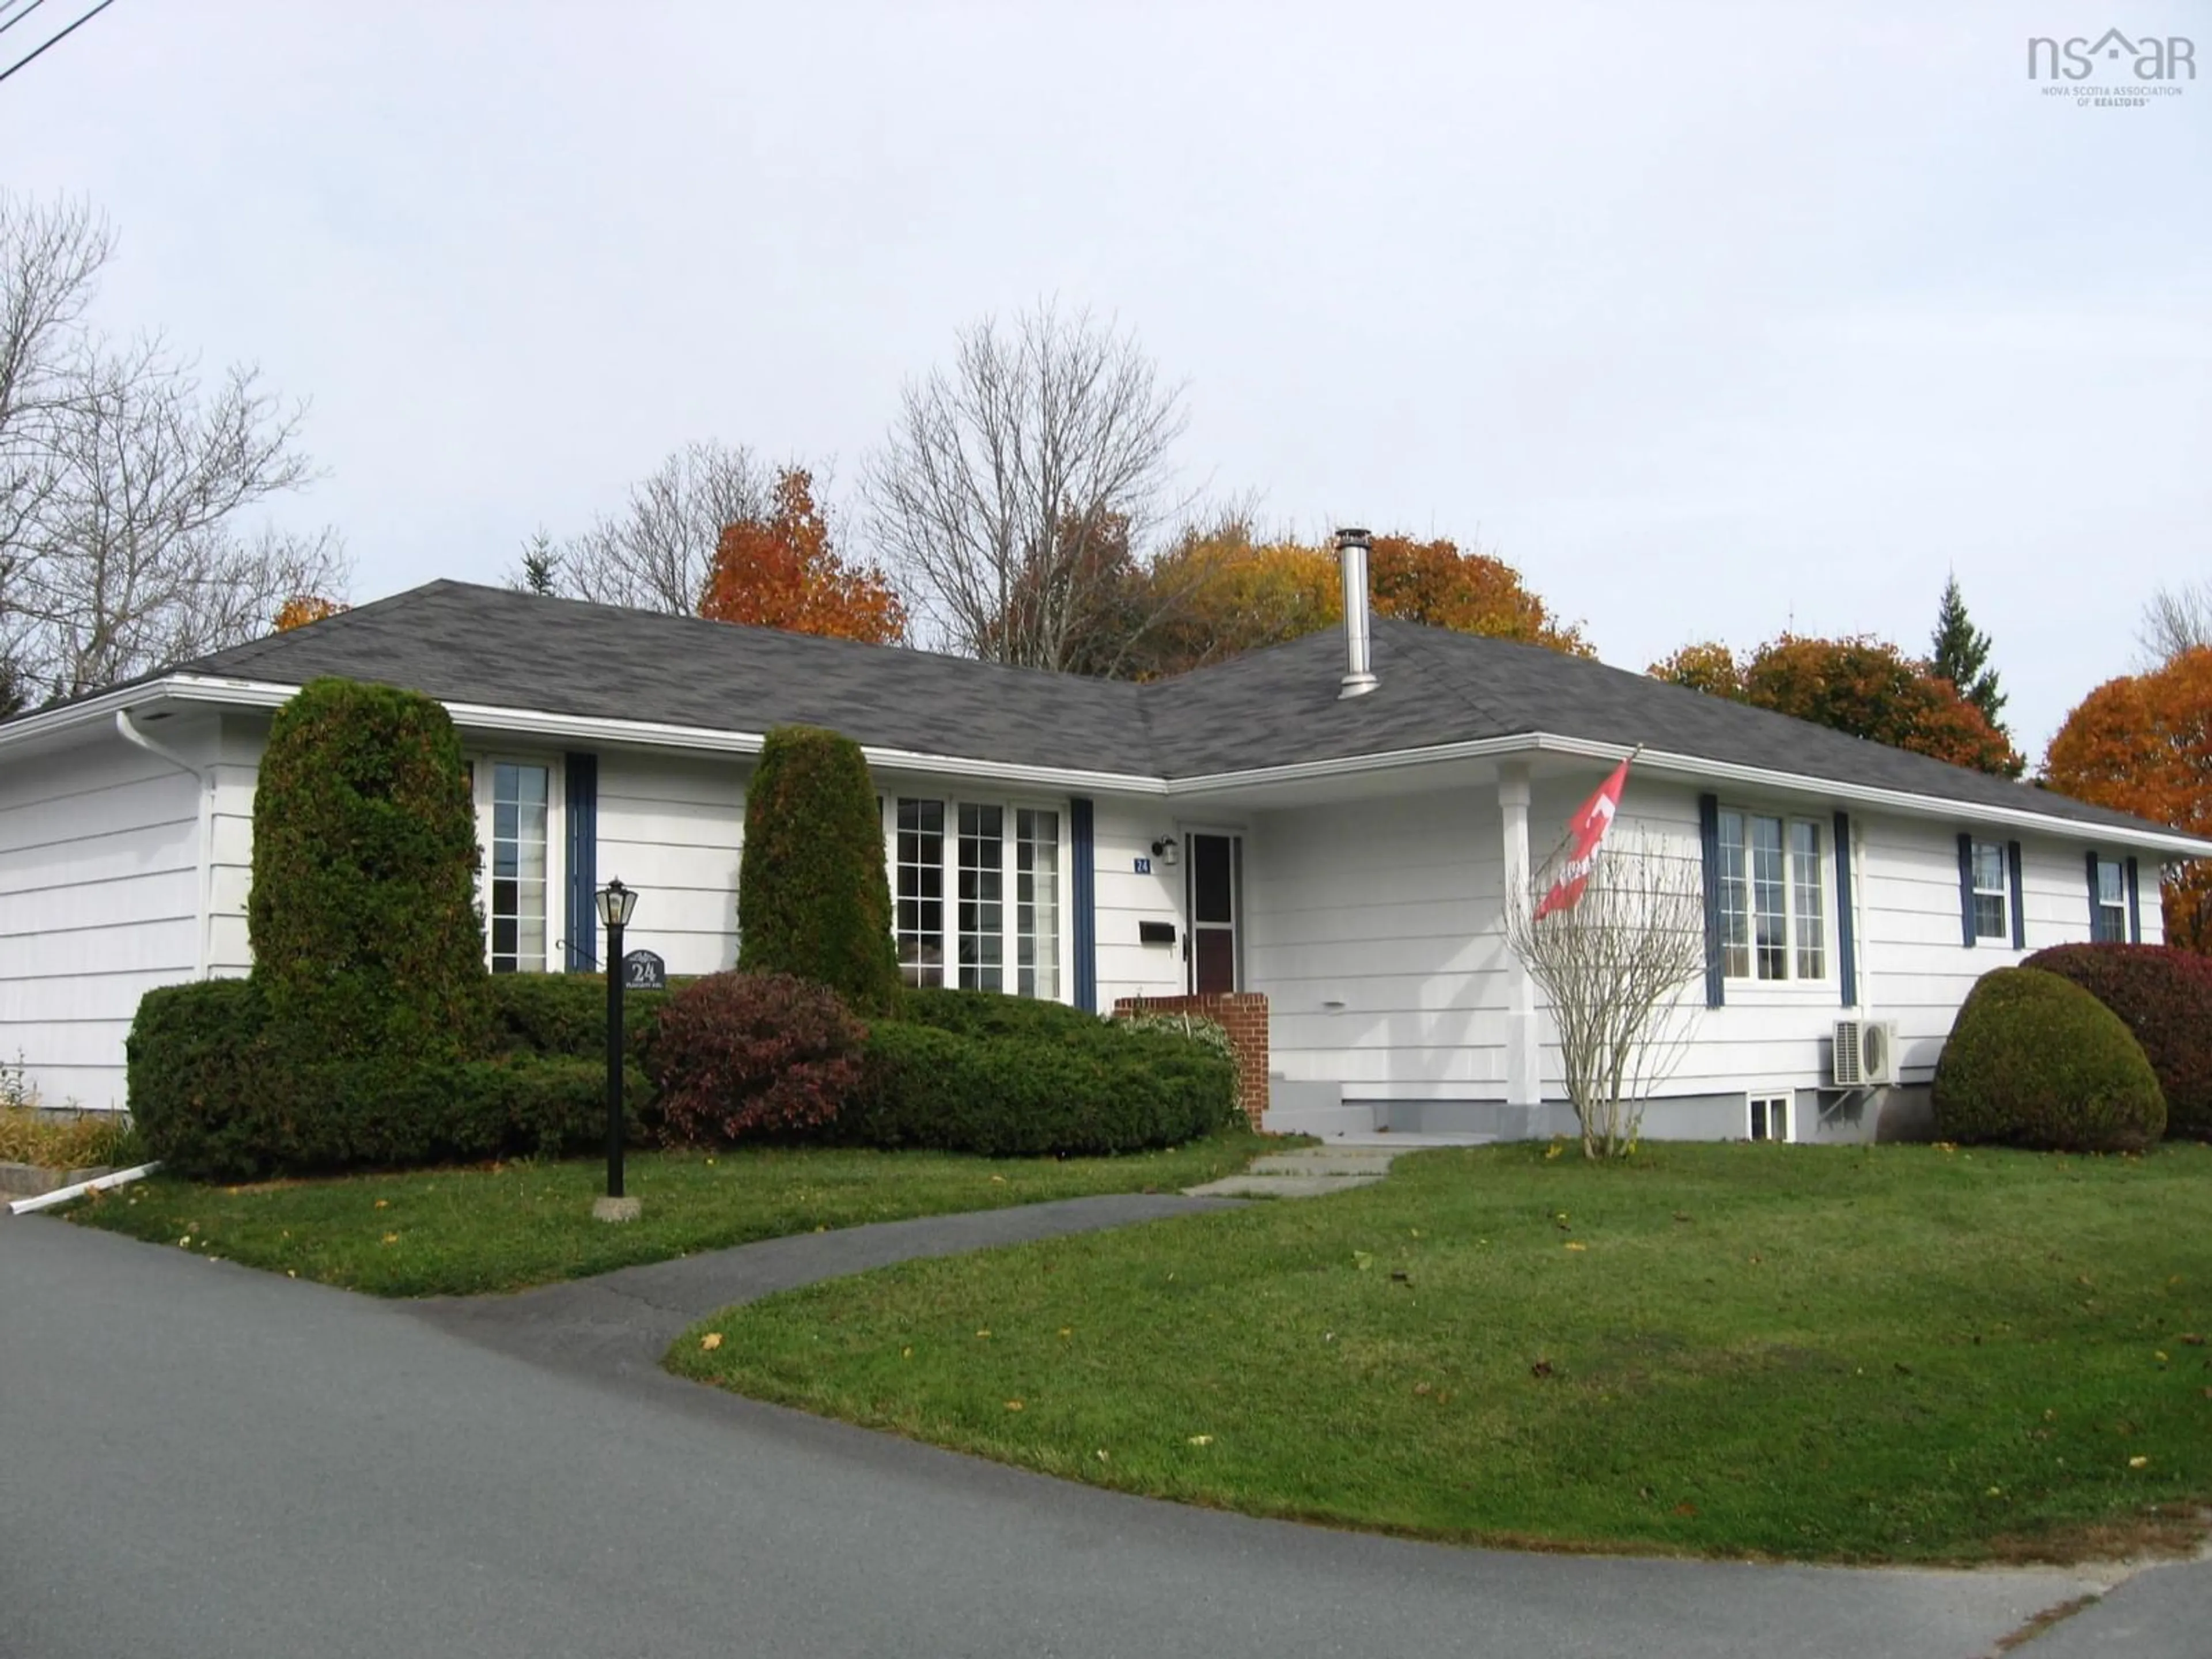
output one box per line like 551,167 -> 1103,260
848,1018 -> 1236,1156
736,726 -> 900,1014
248,677 -> 487,1060
900,984 -> 1115,1045
485,971 -> 669,1062
2024,944 -> 2212,1141
130,979 -> 645,1180
647,971 -> 866,1145
1932,967 -> 2166,1152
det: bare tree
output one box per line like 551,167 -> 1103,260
2138,580 -> 2212,666
1,192 -> 344,704
1503,831 -> 1707,1159
520,440 -> 770,613
864,301 -> 1191,671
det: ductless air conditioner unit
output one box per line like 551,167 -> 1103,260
1831,1019 -> 1899,1088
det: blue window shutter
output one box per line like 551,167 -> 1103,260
2085,850 -> 2101,940
2126,856 -> 2142,944
1070,797 -> 1097,1013
1832,810 -> 1856,1008
564,752 -> 599,971
1698,793 -> 1724,1009
2006,841 -> 2025,950
1956,832 -> 1976,947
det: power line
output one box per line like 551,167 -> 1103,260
0,0 -> 119,88
0,0 -> 54,40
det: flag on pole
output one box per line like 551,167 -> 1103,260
1532,756 -> 1633,921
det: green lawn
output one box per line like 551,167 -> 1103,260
64,1131 -> 1277,1298
672,1141 -> 2212,1565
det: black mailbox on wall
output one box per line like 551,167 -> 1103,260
1138,920 -> 1177,946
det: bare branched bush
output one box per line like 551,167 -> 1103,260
1505,832 -> 1707,1158
864,300 -> 1191,672
1,192 -> 342,704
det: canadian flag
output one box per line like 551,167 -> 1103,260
1532,756 -> 1632,921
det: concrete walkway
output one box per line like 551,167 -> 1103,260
6,1200 -> 2191,1658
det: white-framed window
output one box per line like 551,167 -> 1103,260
1748,1093 -> 1791,1142
1969,840 -> 2009,941
1718,809 -> 1826,982
2092,856 -> 2128,944
473,758 -> 557,974
892,795 -> 1064,998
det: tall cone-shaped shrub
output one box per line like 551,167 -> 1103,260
248,677 -> 487,1059
737,726 -> 900,1014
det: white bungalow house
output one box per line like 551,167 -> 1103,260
2,560 -> 2204,1143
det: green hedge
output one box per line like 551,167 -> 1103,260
484,971 -> 669,1062
847,1016 -> 1236,1157
130,978 -> 646,1181
899,984 -> 1117,1044
1932,967 -> 2166,1153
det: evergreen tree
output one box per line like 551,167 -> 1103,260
516,531 -> 561,597
1930,574 -> 2007,733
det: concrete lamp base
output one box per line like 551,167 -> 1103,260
592,1196 -> 643,1224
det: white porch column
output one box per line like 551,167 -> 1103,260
1497,762 -> 1541,1108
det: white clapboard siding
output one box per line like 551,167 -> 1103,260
0,729 -> 209,1111
596,751 -> 747,975
1243,786 -> 1510,1093
1092,794 -> 1184,1003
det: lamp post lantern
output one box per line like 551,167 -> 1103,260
593,877 -> 640,1222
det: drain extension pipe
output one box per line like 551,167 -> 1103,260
9,1162 -> 162,1217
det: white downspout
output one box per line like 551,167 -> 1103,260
115,709 -> 216,980
1498,761 -> 1540,1110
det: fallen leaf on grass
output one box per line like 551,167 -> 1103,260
2130,1456 -> 2150,1469
2179,1334 -> 2205,1346
975,1329 -> 991,1339
380,1233 -> 399,1246
1673,1502 -> 1699,1518
1057,1328 -> 1073,1339
1004,1400 -> 1024,1412
1565,1242 -> 1588,1253
700,1332 -> 723,1351
1531,1359 -> 1555,1380
1352,1251 -> 1373,1271
374,1199 -> 388,1210
1094,1449 -> 1110,1463
1187,1434 -> 1213,1446
989,1175 -> 1006,1184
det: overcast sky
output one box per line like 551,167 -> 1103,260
6,1 -> 2205,753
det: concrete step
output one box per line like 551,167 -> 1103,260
1183,1173 -> 1388,1199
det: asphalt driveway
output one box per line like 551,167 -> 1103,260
1,1205 -> 2190,1659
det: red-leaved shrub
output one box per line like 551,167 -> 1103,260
647,971 -> 865,1145
2024,944 -> 2212,1141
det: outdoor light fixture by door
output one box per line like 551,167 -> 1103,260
1150,836 -> 1181,868
593,878 -> 641,1222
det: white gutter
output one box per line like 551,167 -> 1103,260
7,1161 -> 162,1217
115,709 -> 216,978
15,672 -> 2204,858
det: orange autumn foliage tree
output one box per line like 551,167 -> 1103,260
272,595 -> 345,631
1127,527 -> 1587,679
698,468 -> 906,645
1649,634 -> 2024,778
2044,647 -> 2212,952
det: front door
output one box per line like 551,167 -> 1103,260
1187,832 -> 1240,994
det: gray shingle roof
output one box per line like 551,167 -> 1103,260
162,580 -> 2177,839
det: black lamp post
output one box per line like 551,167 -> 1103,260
594,877 -> 638,1215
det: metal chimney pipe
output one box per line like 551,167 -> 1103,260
1335,527 -> 1378,698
